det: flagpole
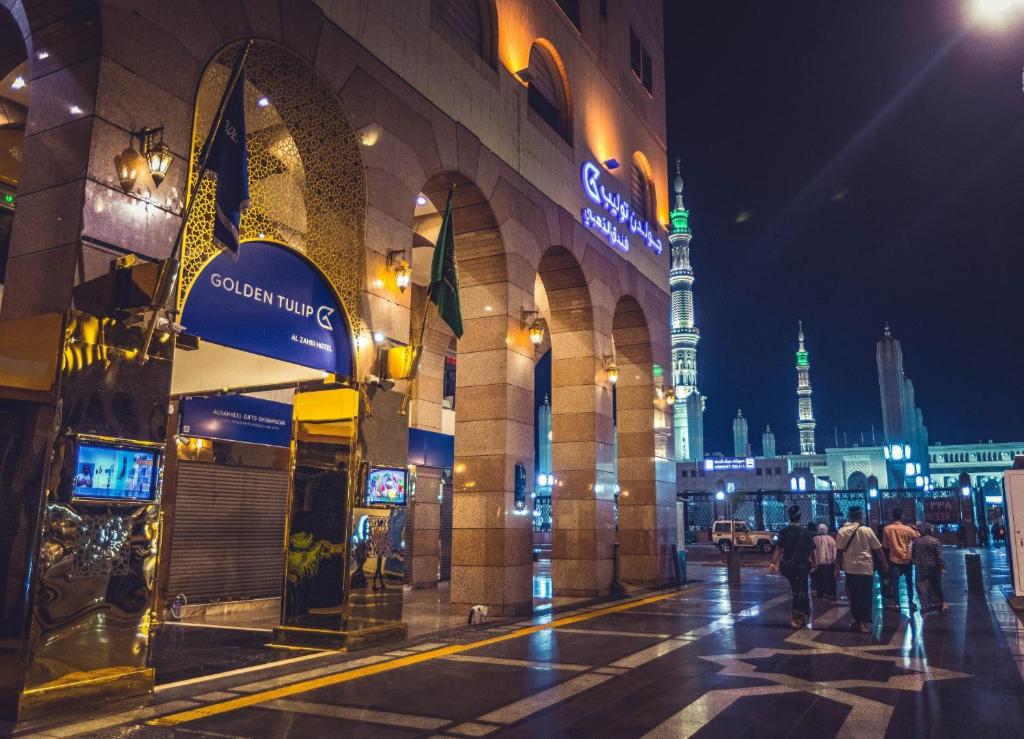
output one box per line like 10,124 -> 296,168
398,301 -> 432,417
398,186 -> 457,416
139,38 -> 253,363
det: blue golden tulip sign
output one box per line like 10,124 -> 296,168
180,240 -> 353,377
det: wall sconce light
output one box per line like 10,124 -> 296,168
604,355 -> 619,385
114,145 -> 142,194
113,126 -> 173,193
386,249 -> 412,292
602,158 -> 620,170
521,309 -> 544,345
664,387 -> 676,406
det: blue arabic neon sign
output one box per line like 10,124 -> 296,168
581,161 -> 663,255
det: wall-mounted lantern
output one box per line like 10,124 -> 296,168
113,126 -> 173,193
386,249 -> 412,293
604,355 -> 619,385
521,309 -> 544,346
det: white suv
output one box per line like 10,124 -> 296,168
711,520 -> 776,553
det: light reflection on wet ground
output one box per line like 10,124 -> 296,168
23,548 -> 1024,738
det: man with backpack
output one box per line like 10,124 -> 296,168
836,506 -> 889,633
768,505 -> 816,628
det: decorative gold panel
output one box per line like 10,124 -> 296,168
179,41 -> 366,333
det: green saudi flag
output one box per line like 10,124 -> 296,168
428,188 -> 463,338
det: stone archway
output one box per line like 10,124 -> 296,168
0,0 -> 102,320
536,245 -> 614,597
179,40 -> 366,337
847,471 -> 868,490
413,172 -> 532,616
612,295 -> 675,587
0,5 -> 28,303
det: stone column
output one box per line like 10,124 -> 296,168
615,299 -> 676,588
1,2 -> 191,320
550,352 -> 616,596
409,467 -> 441,587
447,203 -> 534,616
542,246 -> 615,597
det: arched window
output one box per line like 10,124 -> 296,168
527,41 -> 571,143
630,153 -> 656,222
431,0 -> 497,67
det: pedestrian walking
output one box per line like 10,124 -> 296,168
836,506 -> 889,633
912,522 -> 946,613
883,507 -> 920,613
812,523 -> 837,599
768,505 -> 815,628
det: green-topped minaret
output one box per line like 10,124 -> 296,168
796,321 -> 816,455
669,157 -> 703,462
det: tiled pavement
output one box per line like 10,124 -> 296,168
17,548 -> 1024,738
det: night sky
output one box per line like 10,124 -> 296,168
664,1 -> 1024,456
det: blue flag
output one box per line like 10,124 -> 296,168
205,69 -> 249,255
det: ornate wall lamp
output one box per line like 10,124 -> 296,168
386,249 -> 412,292
114,127 -> 173,194
604,355 -> 619,385
521,309 -> 545,346
663,387 -> 676,406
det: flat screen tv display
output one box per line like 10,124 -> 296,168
72,440 -> 160,503
365,466 -> 408,506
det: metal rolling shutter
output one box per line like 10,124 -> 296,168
167,462 -> 289,603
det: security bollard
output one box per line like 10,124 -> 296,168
727,547 -> 741,588
965,552 -> 984,594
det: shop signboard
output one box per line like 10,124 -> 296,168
703,457 -> 755,472
181,240 -> 353,377
179,393 -> 292,447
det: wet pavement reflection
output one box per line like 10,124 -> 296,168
18,548 -> 1024,738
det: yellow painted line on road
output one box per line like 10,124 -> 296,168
148,587 -> 690,726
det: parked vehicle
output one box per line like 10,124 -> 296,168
711,520 -> 776,553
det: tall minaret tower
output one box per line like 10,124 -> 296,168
669,158 -> 703,461
762,425 -> 776,458
733,409 -> 749,457
795,321 -> 817,455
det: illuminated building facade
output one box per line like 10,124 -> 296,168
795,322 -> 817,455
669,160 -> 703,461
0,6 -> 678,709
